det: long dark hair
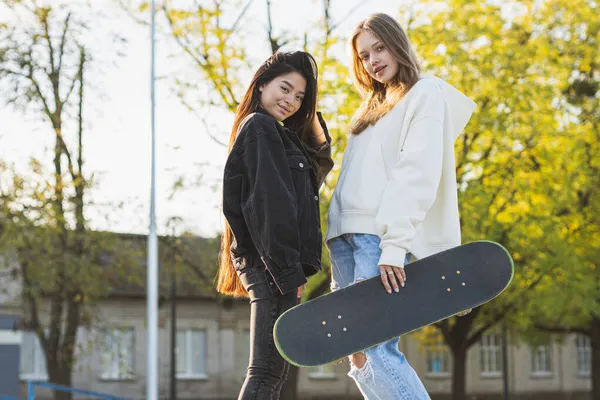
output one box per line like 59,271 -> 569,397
216,51 -> 319,297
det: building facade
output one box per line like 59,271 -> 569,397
0,234 -> 593,399
9,295 -> 593,400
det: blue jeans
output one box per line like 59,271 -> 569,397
327,233 -> 431,400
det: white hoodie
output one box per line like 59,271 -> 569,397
326,75 -> 477,267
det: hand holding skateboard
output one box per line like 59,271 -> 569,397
379,264 -> 406,293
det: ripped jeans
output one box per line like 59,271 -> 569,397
327,233 -> 431,400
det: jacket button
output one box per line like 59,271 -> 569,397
314,195 -> 318,201
299,162 -> 304,168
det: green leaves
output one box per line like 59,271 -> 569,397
406,0 -> 599,344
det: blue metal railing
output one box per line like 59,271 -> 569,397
26,382 -> 131,400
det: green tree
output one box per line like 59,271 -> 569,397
405,0 -> 586,398
0,2 -> 132,398
513,1 -> 599,397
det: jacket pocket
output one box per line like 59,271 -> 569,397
287,153 -> 313,197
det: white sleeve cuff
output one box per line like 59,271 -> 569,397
378,245 -> 407,268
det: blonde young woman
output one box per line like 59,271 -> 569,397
326,13 -> 477,399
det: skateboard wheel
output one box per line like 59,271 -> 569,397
442,276 -> 445,280
447,288 -> 451,292
322,321 -> 326,325
343,327 -> 347,332
327,333 -> 331,337
457,270 -> 461,274
338,315 -> 342,319
462,282 -> 466,286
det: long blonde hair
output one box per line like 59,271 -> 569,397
216,51 -> 319,298
348,13 -> 421,135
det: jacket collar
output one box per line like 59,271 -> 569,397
255,106 -> 270,117
255,106 -> 284,126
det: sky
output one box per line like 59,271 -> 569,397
0,0 -> 406,238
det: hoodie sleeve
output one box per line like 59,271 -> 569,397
375,89 -> 445,268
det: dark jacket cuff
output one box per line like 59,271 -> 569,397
272,263 -> 307,295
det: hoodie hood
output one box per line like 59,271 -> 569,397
419,75 -> 478,140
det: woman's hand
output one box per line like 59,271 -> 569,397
379,264 -> 406,294
309,113 -> 327,147
297,284 -> 306,299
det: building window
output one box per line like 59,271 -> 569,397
176,329 -> 207,379
20,331 -> 48,380
99,327 -> 135,380
480,334 -> 503,377
308,364 -> 337,379
531,345 -> 552,377
426,341 -> 452,376
576,335 -> 591,377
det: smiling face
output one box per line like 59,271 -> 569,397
259,72 -> 307,122
355,30 -> 399,85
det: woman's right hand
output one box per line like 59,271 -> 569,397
379,264 -> 406,294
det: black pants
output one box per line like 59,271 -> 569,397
238,266 -> 299,400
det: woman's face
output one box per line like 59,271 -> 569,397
355,31 -> 399,84
259,72 -> 307,122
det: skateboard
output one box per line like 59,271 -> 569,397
273,241 -> 514,367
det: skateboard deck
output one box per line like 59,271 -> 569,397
273,241 -> 513,367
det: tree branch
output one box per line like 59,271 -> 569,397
40,7 -> 56,76
77,47 -> 84,178
265,0 -> 280,54
28,69 -> 55,123
115,0 -> 150,26
56,13 -> 72,73
200,116 -> 228,147
178,96 -> 227,147
0,67 -> 30,80
61,67 -> 81,110
466,275 -> 545,348
328,0 -> 367,34
467,309 -> 509,348
162,2 -> 238,110
225,0 -> 254,41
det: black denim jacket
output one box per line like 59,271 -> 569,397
222,109 -> 334,295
